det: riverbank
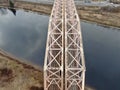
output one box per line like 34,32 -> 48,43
0,49 -> 95,90
0,1 -> 120,28
0,49 -> 43,90
77,5 -> 120,28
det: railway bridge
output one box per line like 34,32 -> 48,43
44,0 -> 86,90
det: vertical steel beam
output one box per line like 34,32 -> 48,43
44,0 -> 86,90
64,0 -> 86,90
44,0 -> 64,90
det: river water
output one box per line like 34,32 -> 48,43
0,8 -> 120,90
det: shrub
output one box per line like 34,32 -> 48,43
30,86 -> 44,90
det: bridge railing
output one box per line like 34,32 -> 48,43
44,0 -> 86,90
44,0 -> 64,90
64,0 -> 86,90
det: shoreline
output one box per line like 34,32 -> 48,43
81,19 -> 120,30
77,5 -> 120,28
0,1 -> 120,28
0,1 -> 120,90
0,48 -> 42,71
0,48 -> 95,90
0,48 -> 43,90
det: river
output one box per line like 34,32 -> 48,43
0,8 -> 120,90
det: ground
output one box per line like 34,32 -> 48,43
0,1 -> 119,90
77,5 -> 120,28
0,1 -> 120,28
0,50 -> 43,90
0,49 -> 95,90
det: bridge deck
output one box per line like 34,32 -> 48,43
44,0 -> 86,90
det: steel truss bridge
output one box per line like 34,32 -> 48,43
44,0 -> 86,90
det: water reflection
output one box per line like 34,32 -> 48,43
0,9 -> 120,90
9,8 -> 16,15
0,8 -> 16,15
81,22 -> 120,90
0,8 -> 8,15
0,9 -> 49,65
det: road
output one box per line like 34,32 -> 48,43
18,0 -> 120,7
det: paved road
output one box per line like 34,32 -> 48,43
18,0 -> 120,7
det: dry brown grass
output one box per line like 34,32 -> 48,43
101,6 -> 120,12
77,5 -> 120,28
0,1 -> 120,28
0,50 -> 43,90
0,50 -> 95,90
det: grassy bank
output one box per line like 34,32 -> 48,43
0,49 -> 43,90
0,49 -> 95,90
15,1 -> 120,28
0,1 -> 120,28
77,5 -> 120,28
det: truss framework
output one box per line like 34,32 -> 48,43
44,0 -> 86,90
